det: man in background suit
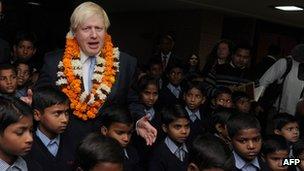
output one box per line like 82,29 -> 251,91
35,2 -> 156,147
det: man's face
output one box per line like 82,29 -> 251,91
14,40 -> 36,60
217,42 -> 230,60
0,69 -> 17,94
231,128 -> 262,161
75,14 -> 106,56
232,49 -> 250,68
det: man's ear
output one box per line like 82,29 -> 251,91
274,129 -> 281,135
187,163 -> 200,171
33,109 -> 41,121
100,126 -> 108,136
162,124 -> 168,133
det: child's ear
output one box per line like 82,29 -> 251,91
274,129 -> 281,135
33,109 -> 41,121
162,124 -> 168,133
187,163 -> 200,171
100,126 -> 108,136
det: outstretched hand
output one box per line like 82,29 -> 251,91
20,89 -> 33,105
136,115 -> 157,146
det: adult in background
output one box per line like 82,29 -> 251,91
35,2 -> 156,147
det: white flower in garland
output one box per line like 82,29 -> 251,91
56,78 -> 67,86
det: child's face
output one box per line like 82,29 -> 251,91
14,40 -> 36,60
265,150 -> 289,171
215,93 -> 233,108
101,122 -> 133,148
231,128 -> 262,161
163,118 -> 190,144
0,116 -> 33,158
188,55 -> 199,66
298,152 -> 304,170
184,87 -> 205,110
235,97 -> 251,113
168,68 -> 183,86
140,84 -> 158,108
34,104 -> 70,139
0,69 -> 17,94
91,162 -> 123,171
275,122 -> 299,143
149,64 -> 163,79
16,64 -> 31,86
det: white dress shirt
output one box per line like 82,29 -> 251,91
80,51 -> 95,92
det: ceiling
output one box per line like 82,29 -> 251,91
2,0 -> 304,28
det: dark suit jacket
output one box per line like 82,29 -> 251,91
0,38 -> 10,64
36,50 -> 145,147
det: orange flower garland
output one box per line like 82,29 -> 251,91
56,33 -> 119,121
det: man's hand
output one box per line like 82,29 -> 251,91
136,115 -> 157,146
20,89 -> 33,105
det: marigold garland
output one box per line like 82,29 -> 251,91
56,33 -> 119,121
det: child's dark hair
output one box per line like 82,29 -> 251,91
262,135 -> 289,156
100,105 -> 134,128
148,58 -> 163,69
0,95 -> 33,134
165,62 -> 185,75
184,80 -> 206,97
161,104 -> 190,126
14,31 -> 37,47
232,91 -> 250,103
136,74 -> 159,93
293,140 -> 304,158
211,107 -> 233,133
214,86 -> 232,99
76,133 -> 124,171
0,64 -> 16,73
233,43 -> 252,54
273,113 -> 298,131
32,86 -> 69,112
189,134 -> 233,171
227,113 -> 261,138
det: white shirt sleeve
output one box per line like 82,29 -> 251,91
259,58 -> 288,87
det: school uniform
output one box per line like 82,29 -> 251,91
123,146 -> 142,171
0,157 -> 28,171
25,129 -> 75,171
232,151 -> 267,171
184,106 -> 210,144
148,137 -> 189,171
157,83 -> 183,109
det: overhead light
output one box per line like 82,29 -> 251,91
274,6 -> 303,11
27,1 -> 41,6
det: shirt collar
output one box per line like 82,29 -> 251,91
144,107 -> 155,120
267,55 -> 277,61
123,149 -> 129,159
80,51 -> 90,64
185,106 -> 201,121
0,157 -> 27,171
167,83 -> 181,91
161,52 -> 171,58
233,151 -> 260,170
164,136 -> 188,155
36,128 -> 60,147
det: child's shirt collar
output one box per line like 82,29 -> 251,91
233,151 -> 260,170
144,107 -> 155,121
0,157 -> 27,171
164,136 -> 188,161
123,148 -> 129,159
185,106 -> 201,122
167,83 -> 181,98
36,128 -> 60,156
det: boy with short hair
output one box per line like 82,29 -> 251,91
232,91 -> 251,114
149,104 -> 190,171
100,105 -> 141,171
183,80 -> 208,142
14,60 -> 33,98
227,113 -> 266,171
187,134 -> 233,171
214,86 -> 233,109
261,135 -> 290,171
293,140 -> 304,171
75,133 -> 124,171
273,113 -> 300,144
0,64 -> 17,96
0,96 -> 42,171
26,86 -> 74,171
157,63 -> 185,108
